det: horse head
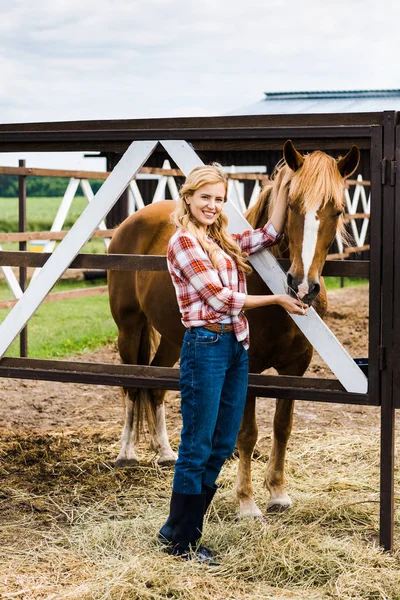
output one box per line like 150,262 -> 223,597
280,140 -> 360,306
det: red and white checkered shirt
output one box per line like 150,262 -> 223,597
167,222 -> 282,349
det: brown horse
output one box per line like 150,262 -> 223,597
107,140 -> 359,516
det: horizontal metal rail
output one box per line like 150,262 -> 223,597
0,112 -> 385,132
0,125 -> 376,144
0,165 -> 268,181
0,358 -> 373,405
0,252 -> 370,278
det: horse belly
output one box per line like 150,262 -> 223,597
137,271 -> 184,346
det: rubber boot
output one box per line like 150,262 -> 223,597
203,484 -> 218,512
159,485 -> 217,543
158,491 -> 216,563
158,490 -> 187,546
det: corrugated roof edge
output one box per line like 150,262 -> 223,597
263,90 -> 400,100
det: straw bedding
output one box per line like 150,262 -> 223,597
2,286 -> 400,600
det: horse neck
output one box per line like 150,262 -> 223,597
245,186 -> 272,230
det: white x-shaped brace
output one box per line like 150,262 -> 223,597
0,140 -> 367,393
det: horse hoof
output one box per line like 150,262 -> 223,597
115,457 -> 140,468
237,503 -> 264,520
266,499 -> 292,513
237,511 -> 264,521
157,457 -> 177,467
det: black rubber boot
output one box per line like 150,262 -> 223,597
203,484 -> 218,512
158,490 -> 187,546
158,491 -> 216,564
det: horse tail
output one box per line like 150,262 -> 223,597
133,320 -> 160,443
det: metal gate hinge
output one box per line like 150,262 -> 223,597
378,346 -> 387,370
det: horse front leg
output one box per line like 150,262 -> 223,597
265,397 -> 294,511
235,395 -> 263,518
265,351 -> 312,510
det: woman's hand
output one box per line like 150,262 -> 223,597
276,294 -> 309,315
243,293 -> 309,313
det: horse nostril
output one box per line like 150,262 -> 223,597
309,282 -> 320,299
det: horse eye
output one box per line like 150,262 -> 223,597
288,203 -> 293,211
335,210 -> 343,217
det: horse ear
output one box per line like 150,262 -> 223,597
337,145 -> 360,179
283,139 -> 304,172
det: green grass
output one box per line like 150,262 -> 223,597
0,279 -> 118,359
0,196 -> 107,254
0,197 -> 114,358
0,196 -> 89,232
324,277 -> 368,290
0,193 -> 110,358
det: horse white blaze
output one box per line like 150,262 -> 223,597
298,208 -> 320,299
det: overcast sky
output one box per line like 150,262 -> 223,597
0,0 -> 398,169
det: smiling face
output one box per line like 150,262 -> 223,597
185,182 -> 226,230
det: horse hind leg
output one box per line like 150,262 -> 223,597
116,387 -> 140,467
146,336 -> 180,466
115,316 -> 149,468
148,401 -> 177,466
235,395 -> 263,518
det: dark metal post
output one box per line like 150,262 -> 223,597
18,159 -> 28,357
105,153 -> 129,228
379,113 -> 397,550
393,122 -> 400,411
368,127 -> 383,408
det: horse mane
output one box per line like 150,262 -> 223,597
245,165 -> 290,258
245,151 -> 348,243
245,183 -> 272,229
245,161 -> 291,229
290,151 -> 346,212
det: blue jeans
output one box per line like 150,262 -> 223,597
173,326 -> 249,495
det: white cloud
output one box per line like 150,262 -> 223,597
0,0 -> 398,167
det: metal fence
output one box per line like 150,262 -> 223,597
0,111 -> 397,549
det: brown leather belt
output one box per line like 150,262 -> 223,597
203,323 -> 234,333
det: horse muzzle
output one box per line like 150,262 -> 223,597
287,273 -> 320,306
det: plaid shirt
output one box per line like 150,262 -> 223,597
167,222 -> 282,349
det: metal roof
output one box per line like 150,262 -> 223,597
229,90 -> 400,115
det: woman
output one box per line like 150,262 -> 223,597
159,164 -> 307,562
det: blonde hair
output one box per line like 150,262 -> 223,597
171,164 -> 252,274
246,153 -> 348,245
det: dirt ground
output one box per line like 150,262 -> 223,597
0,285 -> 375,448
5,284 -> 400,600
